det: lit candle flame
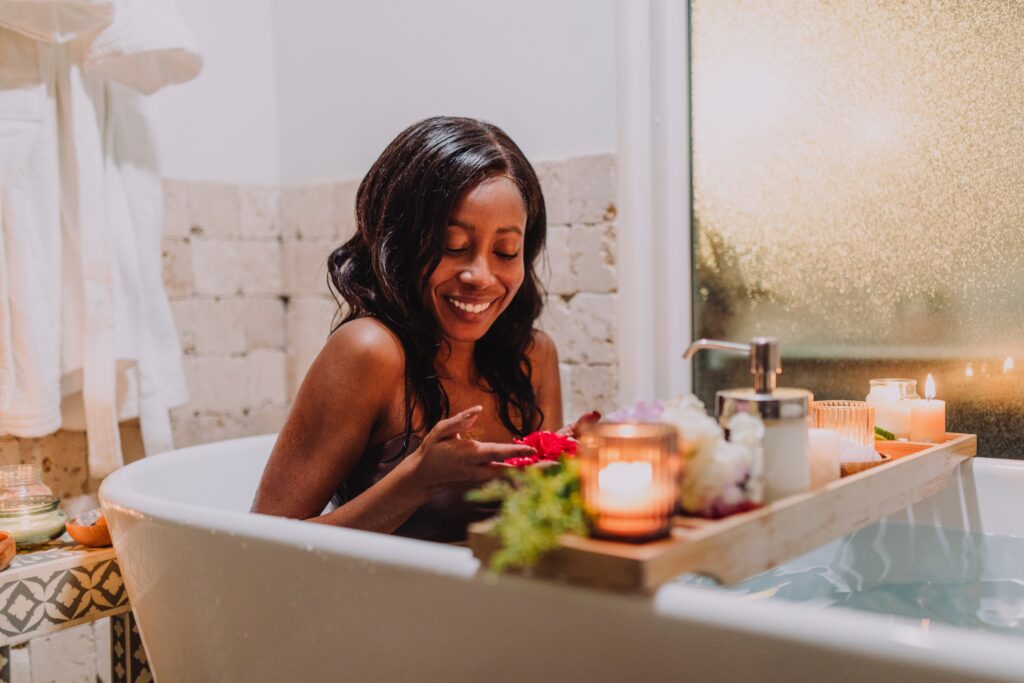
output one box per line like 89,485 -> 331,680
1004,356 -> 1014,374
925,373 -> 936,401
965,363 -> 974,378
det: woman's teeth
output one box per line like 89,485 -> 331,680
447,297 -> 492,314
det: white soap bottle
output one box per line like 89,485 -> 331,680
684,337 -> 813,504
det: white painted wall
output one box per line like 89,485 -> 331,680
148,0 -> 281,184
148,0 -> 616,184
271,0 -> 617,182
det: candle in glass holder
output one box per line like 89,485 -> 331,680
579,422 -> 678,541
909,374 -> 946,443
865,378 -> 919,438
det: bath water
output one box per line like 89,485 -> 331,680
681,520 -> 1024,637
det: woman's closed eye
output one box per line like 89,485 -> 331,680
495,250 -> 520,260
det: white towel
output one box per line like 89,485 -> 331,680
0,0 -> 113,44
59,78 -> 188,459
0,27 -> 63,436
53,44 -> 123,477
0,27 -> 46,414
83,0 -> 201,95
0,0 -> 198,477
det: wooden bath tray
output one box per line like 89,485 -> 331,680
469,433 -> 976,592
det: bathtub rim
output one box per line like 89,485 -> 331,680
99,434 -> 1024,682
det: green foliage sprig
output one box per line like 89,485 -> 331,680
466,459 -> 589,572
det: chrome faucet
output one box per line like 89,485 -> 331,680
683,337 -> 782,394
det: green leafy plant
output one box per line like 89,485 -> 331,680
466,459 -> 589,572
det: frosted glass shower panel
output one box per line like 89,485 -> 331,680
690,0 -> 1024,457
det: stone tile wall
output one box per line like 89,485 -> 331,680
535,155 -> 619,422
0,153 -> 618,681
162,177 -> 357,448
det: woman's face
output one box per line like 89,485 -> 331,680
426,175 -> 527,345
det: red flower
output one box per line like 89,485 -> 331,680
503,455 -> 541,468
503,431 -> 577,467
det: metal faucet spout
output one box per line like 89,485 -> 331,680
683,338 -> 751,360
683,337 -> 782,394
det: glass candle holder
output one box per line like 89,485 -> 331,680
0,495 -> 68,547
0,464 -> 53,501
865,378 -> 919,438
810,400 -> 875,449
579,422 -> 678,542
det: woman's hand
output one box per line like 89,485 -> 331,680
556,410 -> 602,438
403,406 -> 536,495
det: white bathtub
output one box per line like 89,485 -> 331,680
99,435 -> 1024,682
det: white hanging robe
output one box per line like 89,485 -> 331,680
0,0 -> 200,477
0,25 -> 62,433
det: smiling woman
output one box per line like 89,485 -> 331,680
251,117 -> 595,542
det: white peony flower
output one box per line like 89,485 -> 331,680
660,394 -> 723,461
726,412 -> 765,450
679,408 -> 765,517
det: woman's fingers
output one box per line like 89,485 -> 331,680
556,410 -> 602,437
470,441 -> 536,463
427,406 -> 483,443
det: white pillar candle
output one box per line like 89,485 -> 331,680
910,374 -> 946,443
597,461 -> 654,513
808,428 -> 840,488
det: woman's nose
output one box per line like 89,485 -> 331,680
458,259 -> 496,288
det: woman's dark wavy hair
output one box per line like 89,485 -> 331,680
328,116 -> 547,447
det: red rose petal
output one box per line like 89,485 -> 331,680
503,455 -> 541,468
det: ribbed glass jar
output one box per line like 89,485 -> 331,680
579,422 -> 679,542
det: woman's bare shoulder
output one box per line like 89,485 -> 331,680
295,318 -> 406,408
527,328 -> 559,365
320,318 -> 405,373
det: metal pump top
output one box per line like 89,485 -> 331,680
683,337 -> 781,394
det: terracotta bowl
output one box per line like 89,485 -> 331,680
0,530 -> 15,571
840,452 -> 893,477
65,513 -> 112,547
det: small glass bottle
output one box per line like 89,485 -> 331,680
865,378 -> 920,439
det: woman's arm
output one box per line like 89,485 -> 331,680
253,319 -> 534,534
251,319 -> 424,531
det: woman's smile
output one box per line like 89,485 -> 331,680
445,295 -> 498,316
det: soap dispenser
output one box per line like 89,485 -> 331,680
684,337 -> 813,503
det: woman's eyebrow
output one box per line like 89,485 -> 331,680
449,220 -> 523,235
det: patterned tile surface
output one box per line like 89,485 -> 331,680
0,537 -> 126,644
112,613 -> 151,683
0,537 -> 151,682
